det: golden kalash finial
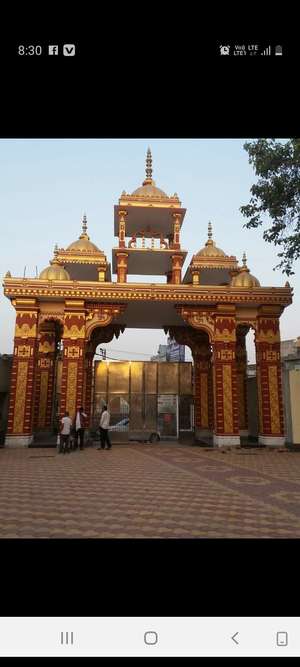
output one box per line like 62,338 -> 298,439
230,251 -> 260,287
80,213 -> 90,239
143,147 -> 153,185
205,221 -> 214,247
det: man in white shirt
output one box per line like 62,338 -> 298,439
74,406 -> 87,450
97,405 -> 111,450
60,411 -> 73,454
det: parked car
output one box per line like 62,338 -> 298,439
109,417 -> 129,431
129,429 -> 161,443
109,418 -> 160,443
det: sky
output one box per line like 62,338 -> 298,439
0,138 -> 298,363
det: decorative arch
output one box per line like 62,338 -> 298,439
85,304 -> 126,341
175,306 -> 215,342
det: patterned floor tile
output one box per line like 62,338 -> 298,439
1,443 -> 300,537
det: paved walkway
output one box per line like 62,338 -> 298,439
1,443 -> 300,538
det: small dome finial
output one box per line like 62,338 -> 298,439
144,147 -> 153,182
79,213 -> 90,240
82,213 -> 87,235
54,243 -> 59,253
208,221 -> 213,239
242,252 -> 247,268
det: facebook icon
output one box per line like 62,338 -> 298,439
48,45 -> 59,55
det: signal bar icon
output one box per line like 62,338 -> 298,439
261,46 -> 271,56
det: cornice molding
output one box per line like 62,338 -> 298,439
3,279 -> 293,307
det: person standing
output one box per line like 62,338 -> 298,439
60,410 -> 73,454
97,405 -> 111,450
75,406 -> 87,450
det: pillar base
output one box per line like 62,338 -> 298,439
4,435 -> 33,448
213,434 -> 240,447
258,435 -> 285,447
195,428 -> 211,440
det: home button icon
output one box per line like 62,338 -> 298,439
144,631 -> 158,645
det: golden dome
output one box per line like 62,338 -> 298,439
131,181 -> 168,198
67,237 -> 101,252
197,241 -> 227,257
195,222 -> 226,257
66,215 -> 103,253
231,253 -> 260,288
39,260 -> 70,281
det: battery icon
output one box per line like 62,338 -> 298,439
275,45 -> 283,55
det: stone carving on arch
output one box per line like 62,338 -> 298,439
165,325 -> 211,357
39,312 -> 65,327
86,323 -> 126,357
85,304 -> 127,341
236,320 -> 257,335
175,306 -> 215,342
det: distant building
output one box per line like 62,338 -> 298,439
151,337 -> 185,362
151,345 -> 168,362
166,336 -> 185,362
281,337 -> 300,360
246,337 -> 300,445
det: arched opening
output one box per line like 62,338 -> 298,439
33,317 -> 63,439
88,326 -> 195,444
166,325 -> 213,444
236,323 -> 258,443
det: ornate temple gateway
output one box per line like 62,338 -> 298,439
3,149 -> 293,447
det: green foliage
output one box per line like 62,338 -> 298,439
240,138 -> 300,275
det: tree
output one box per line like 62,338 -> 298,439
240,138 -> 300,275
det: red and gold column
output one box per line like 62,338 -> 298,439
236,326 -> 249,437
212,310 -> 240,446
118,210 -> 127,248
33,323 -> 57,431
172,212 -> 181,250
5,301 -> 39,447
192,334 -> 213,439
171,254 -> 184,285
255,310 -> 285,446
116,251 -> 128,283
83,353 -> 94,426
60,304 -> 86,423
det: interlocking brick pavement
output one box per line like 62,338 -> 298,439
1,443 -> 300,538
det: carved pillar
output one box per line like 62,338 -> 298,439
83,352 -> 94,426
118,210 -> 127,248
236,326 -> 249,437
212,310 -> 240,447
255,311 -> 285,446
5,302 -> 39,447
116,251 -> 128,283
172,213 -> 181,249
60,305 -> 86,421
33,323 -> 57,431
192,334 -> 212,439
167,324 -> 213,440
208,362 -> 214,431
171,254 -> 183,285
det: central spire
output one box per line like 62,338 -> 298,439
79,213 -> 89,239
205,221 -> 214,247
143,147 -> 153,185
